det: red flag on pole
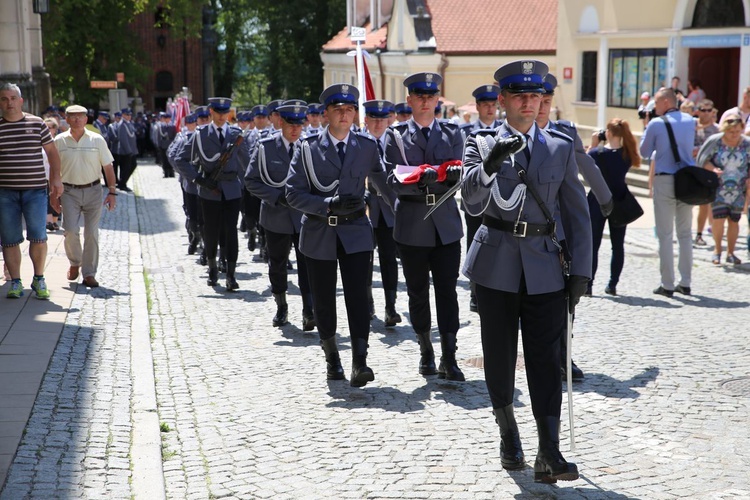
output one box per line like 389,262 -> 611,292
354,57 -> 376,101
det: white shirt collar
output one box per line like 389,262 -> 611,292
506,122 -> 537,152
329,132 -> 350,150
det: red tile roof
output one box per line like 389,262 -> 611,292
322,22 -> 388,53
427,0 -> 557,54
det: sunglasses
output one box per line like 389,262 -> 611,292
698,108 -> 713,112
725,118 -> 743,126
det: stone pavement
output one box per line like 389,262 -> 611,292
1,158 -> 749,499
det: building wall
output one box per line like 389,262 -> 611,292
557,0 -> 750,136
130,12 -> 205,112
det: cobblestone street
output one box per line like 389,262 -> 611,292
1,160 -> 749,499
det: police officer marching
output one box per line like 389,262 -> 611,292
155,112 -> 177,177
461,60 -> 591,483
394,102 -> 412,124
286,84 -> 392,388
115,108 -> 138,192
167,112 -> 202,255
245,102 -> 315,331
362,99 -> 402,326
174,97 -> 251,291
383,72 -> 465,382
304,104 -> 324,137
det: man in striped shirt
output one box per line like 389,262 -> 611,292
0,83 -> 63,299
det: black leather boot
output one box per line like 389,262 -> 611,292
225,262 -> 239,291
199,247 -> 207,266
272,293 -> 288,327
384,289 -> 402,327
218,256 -> 227,274
469,282 -> 478,313
320,337 -> 344,380
493,405 -> 525,470
187,221 -> 200,255
301,293 -> 316,332
438,332 -> 465,381
350,338 -> 374,387
415,331 -> 437,375
247,228 -> 257,252
207,259 -> 218,286
367,285 -> 375,320
534,417 -> 579,483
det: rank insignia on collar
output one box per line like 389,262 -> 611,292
522,62 -> 534,75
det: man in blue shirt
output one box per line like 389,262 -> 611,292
640,87 -> 696,298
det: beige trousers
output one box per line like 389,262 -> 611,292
61,184 -> 103,279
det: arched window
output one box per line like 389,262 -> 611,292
155,71 -> 173,92
692,0 -> 745,27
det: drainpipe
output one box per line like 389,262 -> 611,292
376,48 -> 386,98
438,52 -> 449,99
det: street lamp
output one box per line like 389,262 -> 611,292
33,0 -> 50,14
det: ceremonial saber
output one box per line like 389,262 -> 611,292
566,303 -> 576,452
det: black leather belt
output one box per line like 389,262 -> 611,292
63,181 -> 100,188
482,215 -> 553,238
654,173 -> 673,176
308,208 -> 366,227
398,192 -> 455,207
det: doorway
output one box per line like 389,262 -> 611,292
688,47 -> 740,115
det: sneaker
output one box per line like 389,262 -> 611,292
694,235 -> 707,246
31,276 -> 50,300
726,254 -> 742,266
7,279 -> 24,298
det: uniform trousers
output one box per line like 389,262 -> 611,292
397,240 -> 460,335
370,217 -> 398,291
306,238 -> 370,348
200,197 -> 240,262
475,281 -> 565,418
243,191 -> 261,229
266,230 -> 310,295
118,154 -> 137,187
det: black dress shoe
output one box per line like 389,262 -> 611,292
218,258 -> 227,274
350,363 -> 375,388
207,268 -> 219,286
302,313 -> 316,332
469,295 -> 478,313
675,284 -> 691,295
561,360 -> 584,381
604,285 -> 617,296
653,286 -> 674,298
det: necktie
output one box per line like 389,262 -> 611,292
421,127 -> 431,141
218,128 -> 224,145
377,141 -> 384,160
289,143 -> 295,159
523,134 -> 531,163
336,142 -> 346,164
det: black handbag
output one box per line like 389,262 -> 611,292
608,189 -> 643,227
661,117 -> 719,205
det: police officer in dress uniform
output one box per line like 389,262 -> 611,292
156,112 -> 177,177
305,104 -> 324,137
461,60 -> 591,483
362,99 -> 402,326
383,72 -> 465,381
193,106 -> 212,266
537,73 -> 613,382
168,113 -> 203,255
116,108 -> 138,192
459,84 -> 505,313
245,103 -> 315,331
286,84 -> 392,387
93,111 -> 110,145
394,102 -> 412,124
174,97 -> 251,291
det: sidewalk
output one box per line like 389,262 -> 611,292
1,159 -> 749,499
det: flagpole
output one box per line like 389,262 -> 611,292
351,27 -> 367,130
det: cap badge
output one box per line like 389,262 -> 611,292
294,106 -> 301,113
522,62 -> 534,75
377,102 -> 384,110
425,73 -> 433,87
341,85 -> 349,95
486,85 -> 493,92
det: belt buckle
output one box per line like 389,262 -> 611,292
513,221 -> 527,237
426,194 -> 436,206
328,215 -> 338,227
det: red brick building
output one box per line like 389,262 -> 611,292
129,7 -> 212,112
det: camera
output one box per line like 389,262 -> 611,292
597,130 -> 607,142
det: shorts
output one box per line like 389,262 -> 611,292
0,188 -> 49,246
711,202 -> 742,223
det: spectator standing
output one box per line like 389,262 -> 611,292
54,105 -> 117,288
640,88 -> 696,297
0,82 -> 63,299
587,119 -> 641,295
686,79 -> 706,105
695,114 -> 750,266
693,99 -> 720,246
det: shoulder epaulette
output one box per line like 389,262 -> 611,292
470,128 -> 498,138
546,128 -> 574,142
555,119 -> 576,129
355,131 -> 376,143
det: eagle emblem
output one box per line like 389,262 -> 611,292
522,62 -> 534,75
341,85 -> 349,95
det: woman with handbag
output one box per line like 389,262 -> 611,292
695,114 -> 750,265
587,118 -> 642,295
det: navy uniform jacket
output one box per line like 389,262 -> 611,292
93,120 -> 110,146
108,121 -> 120,153
115,120 -> 138,156
383,119 -> 464,247
547,120 -> 612,205
286,126 -> 393,261
461,124 -> 592,295
173,124 -> 251,201
167,131 -> 197,195
365,133 -> 395,228
245,134 -> 304,235
460,119 -> 503,141
155,122 -> 177,149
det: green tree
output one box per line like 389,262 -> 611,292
42,0 -> 205,107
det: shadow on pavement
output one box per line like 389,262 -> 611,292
132,196 -> 180,235
572,366 -> 660,399
506,470 -> 641,499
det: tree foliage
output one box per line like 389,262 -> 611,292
42,0 -> 205,107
